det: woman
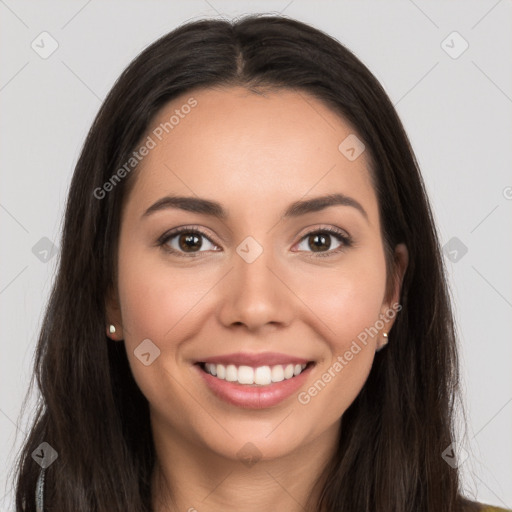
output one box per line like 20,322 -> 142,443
13,14 -> 509,512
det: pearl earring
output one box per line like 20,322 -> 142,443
376,332 -> 388,352
108,324 -> 116,334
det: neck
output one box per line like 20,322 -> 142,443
150,421 -> 339,512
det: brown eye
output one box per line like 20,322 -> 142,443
159,227 -> 218,257
307,233 -> 332,252
177,232 -> 203,252
295,228 -> 352,257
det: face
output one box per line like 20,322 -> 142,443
107,86 -> 408,463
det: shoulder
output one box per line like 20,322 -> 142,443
477,504 -> 512,512
461,498 -> 512,512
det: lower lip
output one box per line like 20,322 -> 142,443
194,363 -> 314,409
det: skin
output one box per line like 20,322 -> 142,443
106,86 -> 408,512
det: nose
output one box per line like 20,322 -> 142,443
216,240 -> 296,332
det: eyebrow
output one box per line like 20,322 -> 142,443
142,193 -> 368,222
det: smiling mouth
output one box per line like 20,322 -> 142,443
197,361 -> 315,387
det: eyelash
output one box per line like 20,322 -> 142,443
157,225 -> 353,259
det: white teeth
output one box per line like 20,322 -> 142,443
216,364 -> 226,379
206,363 -> 217,376
238,365 -> 254,384
225,364 -> 237,382
254,366 -> 272,385
271,365 -> 284,382
284,364 -> 294,379
203,362 -> 309,386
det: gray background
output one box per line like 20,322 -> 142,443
1,0 -> 511,509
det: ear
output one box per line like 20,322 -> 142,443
105,285 -> 123,341
387,243 -> 408,309
377,243 -> 408,344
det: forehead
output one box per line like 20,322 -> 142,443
126,86 -> 377,221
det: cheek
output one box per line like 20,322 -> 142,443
118,255 -> 211,345
292,250 -> 387,421
116,250 -> 210,408
297,252 -> 388,349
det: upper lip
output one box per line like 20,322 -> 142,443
197,352 -> 312,367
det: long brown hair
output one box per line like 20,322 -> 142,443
12,14 -> 480,512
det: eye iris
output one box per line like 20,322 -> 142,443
170,230 -> 340,254
309,233 -> 330,252
179,233 -> 202,252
